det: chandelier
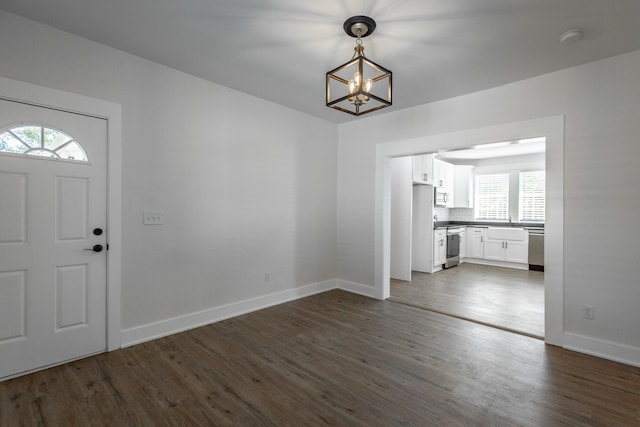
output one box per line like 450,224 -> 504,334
326,16 -> 392,116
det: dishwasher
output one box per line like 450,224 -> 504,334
528,229 -> 544,271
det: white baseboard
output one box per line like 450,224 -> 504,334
121,279 -> 337,348
337,279 -> 377,299
463,258 -> 529,270
562,332 -> 640,368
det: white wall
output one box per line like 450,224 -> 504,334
338,49 -> 640,365
0,11 -> 338,341
390,157 -> 412,281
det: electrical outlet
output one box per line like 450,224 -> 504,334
264,272 -> 271,282
143,211 -> 164,225
582,304 -> 595,320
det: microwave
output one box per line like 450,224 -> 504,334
434,188 -> 449,207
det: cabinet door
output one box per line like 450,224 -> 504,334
504,241 -> 528,263
433,159 -> 443,187
413,155 -> 434,185
412,156 -> 424,183
459,231 -> 466,259
484,239 -> 505,261
454,165 -> 474,208
422,155 -> 434,185
444,162 -> 455,207
467,228 -> 485,258
433,231 -> 446,267
444,162 -> 455,189
438,238 -> 447,265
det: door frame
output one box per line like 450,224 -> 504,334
374,115 -> 564,346
0,75 -> 122,351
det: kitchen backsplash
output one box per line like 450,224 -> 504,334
448,208 -> 475,221
433,207 -> 450,221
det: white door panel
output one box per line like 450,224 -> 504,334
56,176 -> 89,241
0,99 -> 107,380
0,270 -> 27,341
0,172 -> 27,243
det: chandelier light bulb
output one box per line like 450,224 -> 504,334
364,79 -> 373,92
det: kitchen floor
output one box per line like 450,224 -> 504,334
390,263 -> 544,338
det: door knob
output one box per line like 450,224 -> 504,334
85,244 -> 103,253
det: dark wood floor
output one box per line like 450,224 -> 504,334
391,263 -> 545,338
2,290 -> 639,426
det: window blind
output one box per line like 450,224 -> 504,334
476,173 -> 509,220
519,170 -> 545,221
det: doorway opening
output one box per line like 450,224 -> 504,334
374,116 -> 564,346
389,139 -> 546,338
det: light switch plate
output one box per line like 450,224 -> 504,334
143,211 -> 164,225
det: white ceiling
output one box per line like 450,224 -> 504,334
1,0 -> 640,123
436,137 -> 546,162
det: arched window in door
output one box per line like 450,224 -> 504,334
0,124 -> 88,161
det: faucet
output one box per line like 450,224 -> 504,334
508,215 -> 512,225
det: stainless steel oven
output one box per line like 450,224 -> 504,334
445,227 -> 464,269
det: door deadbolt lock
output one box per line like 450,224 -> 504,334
93,228 -> 103,236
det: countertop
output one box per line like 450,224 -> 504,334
435,221 -> 544,231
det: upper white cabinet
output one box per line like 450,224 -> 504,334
412,154 -> 434,185
454,165 -> 474,208
433,158 -> 455,207
433,159 -> 448,187
444,163 -> 455,207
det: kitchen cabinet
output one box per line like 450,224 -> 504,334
433,159 -> 455,207
466,227 -> 486,258
412,154 -> 434,185
504,240 -> 528,263
454,165 -> 474,208
459,229 -> 466,260
433,229 -> 446,268
433,158 -> 454,188
445,163 -> 455,207
484,239 -> 529,263
485,227 -> 529,263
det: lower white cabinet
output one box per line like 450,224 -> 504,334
459,229 -> 466,260
484,239 -> 528,263
433,229 -> 446,268
466,227 -> 486,258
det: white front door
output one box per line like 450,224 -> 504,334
0,98 -> 107,380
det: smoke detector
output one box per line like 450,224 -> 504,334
559,29 -> 583,45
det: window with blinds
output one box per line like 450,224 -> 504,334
519,170 -> 545,221
475,173 -> 509,220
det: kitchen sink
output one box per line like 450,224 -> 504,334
487,227 -> 527,241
